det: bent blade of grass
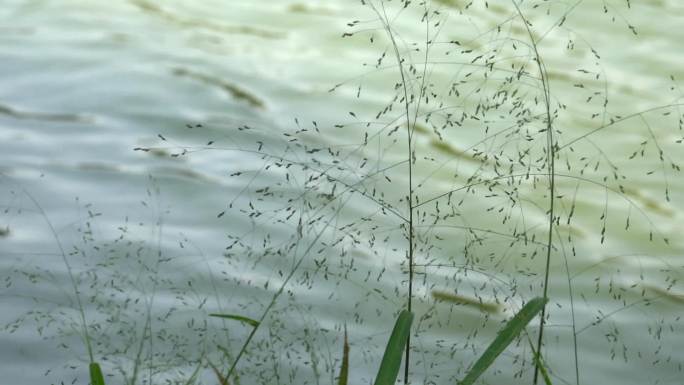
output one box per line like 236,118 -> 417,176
209,359 -> 231,385
89,362 -> 106,385
459,297 -> 547,385
374,310 -> 413,385
338,325 -> 350,385
209,313 -> 259,328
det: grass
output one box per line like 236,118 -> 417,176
346,297 -> 546,385
459,297 -> 546,385
508,3 -> 558,381
313,298 -> 547,385
374,310 -> 413,385
182,1 -> 680,383
2,1 -> 684,384
90,362 -> 106,385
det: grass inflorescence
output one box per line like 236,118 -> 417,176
3,1 -> 684,384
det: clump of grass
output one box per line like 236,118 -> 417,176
2,176 -> 214,383
126,1 -> 683,383
334,297 -> 546,385
172,1 -> 680,383
4,1 -> 684,384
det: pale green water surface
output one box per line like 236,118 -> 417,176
1,1 -> 684,384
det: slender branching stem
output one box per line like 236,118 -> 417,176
25,191 -> 95,364
367,2 -> 417,383
510,2 -> 555,383
225,197 -> 351,381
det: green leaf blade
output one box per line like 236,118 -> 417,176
337,326 -> 350,385
89,362 -> 106,385
460,297 -> 547,385
374,310 -> 413,385
209,313 -> 260,328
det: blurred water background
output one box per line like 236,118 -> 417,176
1,1 -> 684,384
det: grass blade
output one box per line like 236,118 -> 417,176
338,325 -> 350,385
209,360 -> 231,385
89,362 -> 106,385
182,355 -> 205,385
459,297 -> 547,385
533,349 -> 554,385
374,310 -> 413,385
209,313 -> 259,328
527,336 -> 554,385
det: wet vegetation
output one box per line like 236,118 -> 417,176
2,1 -> 684,385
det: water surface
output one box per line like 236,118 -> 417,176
1,1 -> 683,384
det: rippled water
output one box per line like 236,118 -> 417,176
1,1 -> 684,384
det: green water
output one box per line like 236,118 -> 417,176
1,1 -> 683,384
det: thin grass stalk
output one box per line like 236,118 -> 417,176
554,227 -> 580,385
129,189 -> 164,385
525,336 -> 553,385
209,360 -> 231,385
367,3 -> 416,383
24,191 -> 95,363
128,309 -> 152,385
182,352 -> 206,385
509,3 -> 555,383
190,240 -> 238,363
223,196 -> 353,381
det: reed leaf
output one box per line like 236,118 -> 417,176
459,297 -> 547,385
373,310 -> 413,385
209,313 -> 260,328
337,325 -> 350,385
89,362 -> 106,385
